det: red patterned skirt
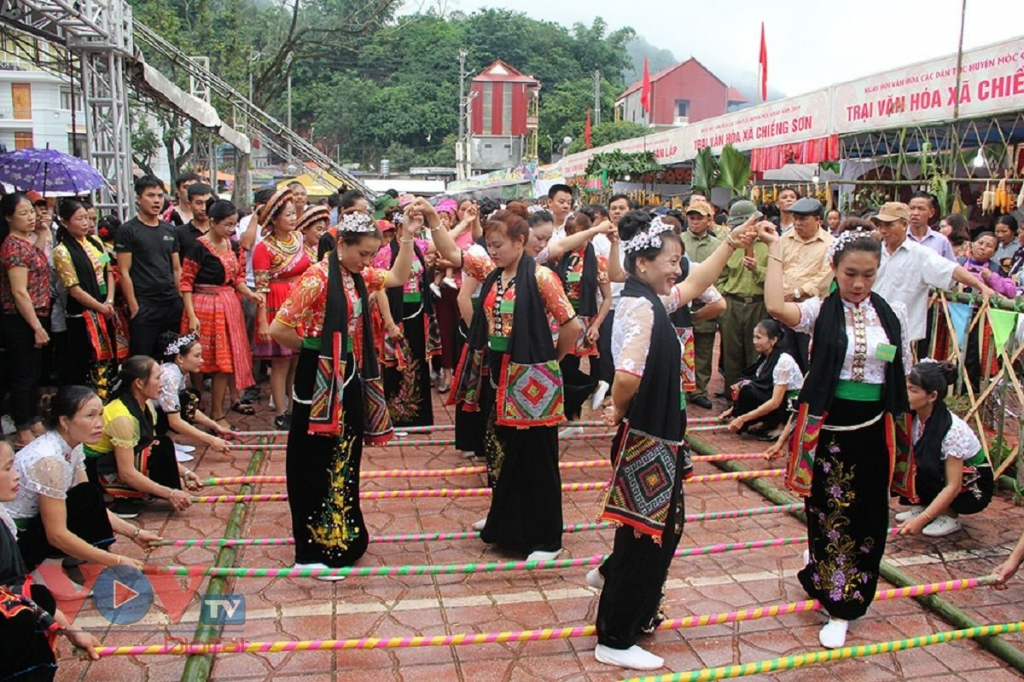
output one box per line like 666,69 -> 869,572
184,284 -> 255,391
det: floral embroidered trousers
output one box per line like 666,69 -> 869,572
798,398 -> 890,621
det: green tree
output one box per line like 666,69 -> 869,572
564,121 -> 650,155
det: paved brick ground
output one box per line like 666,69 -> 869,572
52,373 -> 1024,682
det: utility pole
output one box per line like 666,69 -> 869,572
286,73 -> 293,159
593,69 -> 601,126
457,50 -> 467,181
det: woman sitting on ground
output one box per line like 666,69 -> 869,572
155,331 -> 232,457
6,386 -> 161,599
895,360 -> 993,538
84,356 -> 201,518
719,318 -> 803,440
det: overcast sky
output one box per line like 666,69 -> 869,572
421,0 -> 1022,96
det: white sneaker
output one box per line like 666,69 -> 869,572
594,643 -> 664,671
462,450 -> 476,459
295,562 -> 346,582
429,282 -> 442,299
560,426 -> 584,438
174,443 -> 195,462
586,567 -> 605,589
819,618 -> 848,648
1,414 -> 16,435
442,277 -> 458,289
526,548 -> 562,563
894,505 -> 924,523
471,518 -> 487,531
395,431 -> 409,438
803,548 -> 811,565
590,381 -> 610,412
922,514 -> 962,537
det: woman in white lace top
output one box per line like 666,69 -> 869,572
4,386 -> 161,598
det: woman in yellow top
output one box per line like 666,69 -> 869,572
84,356 -> 201,518
52,199 -> 126,400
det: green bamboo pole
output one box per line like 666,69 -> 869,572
687,434 -> 1024,674
180,438 -> 269,682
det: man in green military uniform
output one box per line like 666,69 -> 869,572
679,198 -> 720,409
715,200 -> 769,395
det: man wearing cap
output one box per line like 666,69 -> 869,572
780,197 -> 833,367
873,201 -> 991,346
715,200 -> 769,391
680,198 -> 721,409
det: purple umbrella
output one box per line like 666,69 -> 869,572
0,146 -> 105,196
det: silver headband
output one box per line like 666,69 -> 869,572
340,211 -> 375,233
165,332 -> 198,357
623,217 -> 674,255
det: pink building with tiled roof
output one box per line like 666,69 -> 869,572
616,58 -> 748,127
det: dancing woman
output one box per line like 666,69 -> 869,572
269,209 -> 418,577
761,225 -> 913,649
593,211 -> 754,671
895,360 -> 992,537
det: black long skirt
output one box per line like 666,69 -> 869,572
560,353 -> 597,423
733,383 -> 787,431
383,302 -> 434,428
596,422 -> 685,649
287,347 -> 369,567
16,482 -> 115,570
478,354 -> 562,554
1,583 -> 58,682
64,316 -> 117,402
454,323 -> 485,454
798,398 -> 890,621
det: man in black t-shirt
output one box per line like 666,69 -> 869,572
175,182 -> 213,258
116,174 -> 184,358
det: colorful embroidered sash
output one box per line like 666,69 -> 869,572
600,424 -> 679,541
449,345 -> 485,411
494,355 -> 565,427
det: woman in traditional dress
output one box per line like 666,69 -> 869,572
269,209 -> 418,578
84,357 -> 202,519
553,212 -> 611,425
591,211 -> 754,671
181,199 -> 261,424
52,200 -> 124,401
374,209 -> 437,428
7,386 -> 159,598
0,193 -> 51,448
895,360 -> 993,537
252,189 -> 311,429
719,318 -> 803,439
432,202 -> 580,561
761,225 -> 913,649
154,331 -> 232,455
1,440 -> 103,680
298,205 -> 330,263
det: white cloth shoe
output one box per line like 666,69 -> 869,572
560,426 -> 584,439
803,548 -> 811,565
32,558 -> 93,600
894,505 -> 924,522
585,567 -> 605,589
922,514 -> 962,537
526,548 -> 562,563
462,450 -> 476,459
174,443 -> 195,462
590,381 -> 610,412
471,518 -> 487,531
295,562 -> 346,582
819,618 -> 848,649
429,282 -> 442,299
594,643 -> 664,671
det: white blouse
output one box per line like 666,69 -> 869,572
793,297 -> 912,383
5,430 -> 86,520
158,362 -> 188,413
772,352 -> 804,391
911,412 -> 982,461
612,283 -> 721,376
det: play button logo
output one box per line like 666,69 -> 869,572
95,566 -> 153,625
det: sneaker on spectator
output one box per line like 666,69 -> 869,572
922,515 -> 962,537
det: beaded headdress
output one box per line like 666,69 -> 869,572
339,211 -> 375,233
623,216 -> 674,255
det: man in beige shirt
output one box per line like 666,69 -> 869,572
780,197 -> 833,366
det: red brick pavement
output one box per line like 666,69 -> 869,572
52,377 -> 1024,682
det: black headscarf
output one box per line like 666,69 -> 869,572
913,398 -> 953,487
621,276 -> 683,442
554,243 -> 598,317
466,254 -> 556,366
798,290 -> 908,416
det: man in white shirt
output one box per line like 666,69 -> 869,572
548,183 -> 574,243
872,201 -> 991,344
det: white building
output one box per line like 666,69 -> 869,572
0,52 -> 85,156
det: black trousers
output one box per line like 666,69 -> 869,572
1,314 -> 45,430
16,482 -> 115,570
129,296 -> 184,358
594,310 -> 615,385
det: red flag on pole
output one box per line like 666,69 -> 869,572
758,22 -> 768,102
640,57 -> 652,119
585,109 -> 592,149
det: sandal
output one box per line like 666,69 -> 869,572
230,401 -> 256,416
212,414 -> 232,430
